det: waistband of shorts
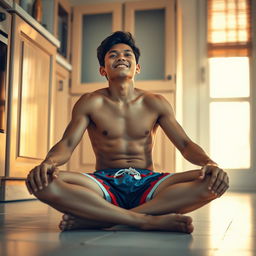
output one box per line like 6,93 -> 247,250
94,168 -> 154,175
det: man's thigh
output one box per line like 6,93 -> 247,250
58,171 -> 104,198
152,169 -> 207,198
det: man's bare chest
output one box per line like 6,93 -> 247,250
88,104 -> 159,139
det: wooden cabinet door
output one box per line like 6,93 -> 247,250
7,15 -> 56,177
124,0 -> 176,172
71,3 -> 122,94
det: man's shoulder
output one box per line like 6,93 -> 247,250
139,90 -> 167,105
138,90 -> 172,114
78,88 -> 108,103
73,88 -> 108,113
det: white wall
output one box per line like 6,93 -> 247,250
68,0 -> 201,171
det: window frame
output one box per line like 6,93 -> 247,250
198,0 -> 256,174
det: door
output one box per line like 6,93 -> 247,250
70,0 -> 177,172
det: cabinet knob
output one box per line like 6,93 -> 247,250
58,80 -> 64,91
0,13 -> 6,22
166,74 -> 172,80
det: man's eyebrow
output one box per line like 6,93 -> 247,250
107,49 -> 133,54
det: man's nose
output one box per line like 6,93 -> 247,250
117,54 -> 126,61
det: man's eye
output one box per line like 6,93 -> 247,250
109,54 -> 116,58
125,53 -> 132,57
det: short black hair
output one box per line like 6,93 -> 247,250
97,31 -> 140,67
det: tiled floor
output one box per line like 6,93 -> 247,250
0,192 -> 255,256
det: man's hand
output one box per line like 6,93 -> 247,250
200,164 -> 229,197
26,161 -> 59,194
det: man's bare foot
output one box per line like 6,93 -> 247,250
143,214 -> 194,234
59,214 -> 114,231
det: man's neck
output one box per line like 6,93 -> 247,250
108,79 -> 136,102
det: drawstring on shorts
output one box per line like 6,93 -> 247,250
113,167 -> 142,180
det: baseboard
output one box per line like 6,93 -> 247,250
0,178 -> 35,201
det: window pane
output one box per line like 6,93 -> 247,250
135,9 -> 165,80
81,13 -> 112,83
210,102 -> 250,169
209,57 -> 250,98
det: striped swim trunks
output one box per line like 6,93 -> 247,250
82,167 -> 174,209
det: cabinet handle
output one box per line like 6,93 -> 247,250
166,75 -> 172,80
58,80 -> 64,91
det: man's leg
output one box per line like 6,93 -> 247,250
59,169 -> 218,230
32,171 -> 193,233
131,170 -> 219,215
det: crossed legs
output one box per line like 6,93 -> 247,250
32,169 -> 218,233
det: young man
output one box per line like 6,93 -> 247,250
26,31 -> 229,234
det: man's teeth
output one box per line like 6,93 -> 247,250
116,64 -> 128,68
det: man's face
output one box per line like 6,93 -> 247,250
99,43 -> 140,80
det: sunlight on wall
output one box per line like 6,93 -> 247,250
209,57 -> 250,169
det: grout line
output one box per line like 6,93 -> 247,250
221,220 -> 233,240
80,232 -> 115,245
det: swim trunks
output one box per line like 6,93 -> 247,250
82,167 -> 174,209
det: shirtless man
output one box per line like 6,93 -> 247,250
26,31 -> 229,234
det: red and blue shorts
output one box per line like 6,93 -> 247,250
82,167 -> 174,209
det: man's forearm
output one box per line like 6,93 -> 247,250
181,141 -> 217,167
43,140 -> 72,166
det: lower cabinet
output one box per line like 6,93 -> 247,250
1,14 -> 57,201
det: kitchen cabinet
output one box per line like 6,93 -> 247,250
3,14 -> 56,199
69,0 -> 177,172
7,14 -> 56,177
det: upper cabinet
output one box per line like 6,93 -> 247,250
71,3 -> 122,94
70,0 -> 176,94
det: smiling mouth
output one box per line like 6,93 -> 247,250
114,63 -> 129,68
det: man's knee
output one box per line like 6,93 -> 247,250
33,179 -> 63,204
197,177 -> 218,201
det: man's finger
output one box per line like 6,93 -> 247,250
52,167 -> 59,179
41,164 -> 49,187
28,172 -> 38,193
208,168 -> 219,190
218,175 -> 229,196
212,171 -> 224,193
215,172 -> 228,195
34,166 -> 43,190
25,179 -> 33,194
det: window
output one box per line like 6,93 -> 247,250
207,0 -> 252,169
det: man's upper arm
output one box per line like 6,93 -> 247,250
61,94 -> 90,152
155,95 -> 192,153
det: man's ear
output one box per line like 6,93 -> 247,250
136,64 -> 141,74
99,66 -> 107,76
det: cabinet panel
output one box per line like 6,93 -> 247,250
125,0 -> 176,92
71,3 -> 122,94
135,9 -> 165,81
8,15 -> 56,177
81,13 -> 112,83
19,40 -> 50,159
